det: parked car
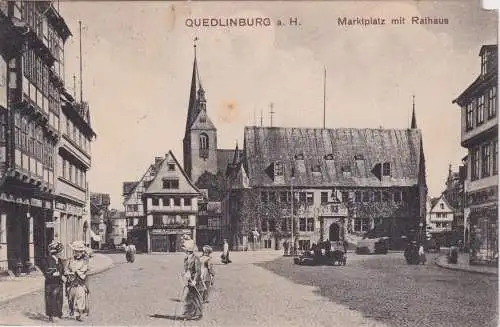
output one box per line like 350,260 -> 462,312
356,237 -> 388,254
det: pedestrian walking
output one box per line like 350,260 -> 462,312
43,240 -> 65,322
124,240 -> 136,263
65,241 -> 90,322
418,243 -> 426,265
180,240 -> 203,321
221,239 -> 231,264
200,245 -> 215,303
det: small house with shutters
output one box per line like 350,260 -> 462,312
226,122 -> 427,251
142,150 -> 201,253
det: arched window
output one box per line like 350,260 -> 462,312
199,133 -> 209,159
200,133 -> 209,150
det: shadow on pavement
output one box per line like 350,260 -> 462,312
24,311 -> 51,322
149,313 -> 202,321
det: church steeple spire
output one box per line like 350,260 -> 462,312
185,37 -> 201,133
411,94 -> 417,129
232,141 -> 240,164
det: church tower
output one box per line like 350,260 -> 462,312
183,40 -> 218,184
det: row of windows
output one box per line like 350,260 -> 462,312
465,86 -> 497,131
162,179 -> 179,189
19,2 -> 65,64
470,140 -> 498,181
14,112 -> 54,168
151,197 -> 192,206
432,222 -> 450,228
433,212 -> 450,218
61,158 -> 86,188
61,114 -> 91,154
259,189 -> 406,206
273,161 -> 392,177
152,214 -> 189,226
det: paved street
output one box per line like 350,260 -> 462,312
0,252 -> 497,327
259,252 -> 498,327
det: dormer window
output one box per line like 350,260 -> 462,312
382,162 -> 391,176
274,162 -> 283,177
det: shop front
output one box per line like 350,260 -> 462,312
149,228 -> 194,253
469,204 -> 498,265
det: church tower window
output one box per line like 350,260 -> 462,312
199,133 -> 209,159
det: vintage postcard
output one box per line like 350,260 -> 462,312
0,0 -> 498,326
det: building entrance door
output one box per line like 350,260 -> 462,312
168,235 -> 177,252
329,223 -> 340,241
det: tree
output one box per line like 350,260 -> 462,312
195,171 -> 227,201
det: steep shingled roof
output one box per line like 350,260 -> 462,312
244,127 -> 424,188
217,149 -> 243,175
144,150 -> 201,195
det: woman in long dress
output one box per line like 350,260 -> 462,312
200,246 -> 215,303
43,241 -> 65,322
221,239 -> 231,264
65,241 -> 90,321
180,240 -> 203,320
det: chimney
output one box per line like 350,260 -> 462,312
154,157 -> 163,167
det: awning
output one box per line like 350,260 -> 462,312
90,229 -> 101,242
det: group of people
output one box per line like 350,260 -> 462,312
43,240 -> 90,322
179,235 -> 216,321
404,241 -> 427,265
123,241 -> 136,263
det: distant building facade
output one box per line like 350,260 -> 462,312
427,194 -> 454,239
123,159 -> 160,252
0,2 -> 71,272
226,123 -> 427,251
143,151 -> 200,253
453,44 -> 498,265
108,209 -> 127,246
90,192 -> 110,249
54,91 -> 95,259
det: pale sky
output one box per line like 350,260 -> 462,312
58,1 -> 497,210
